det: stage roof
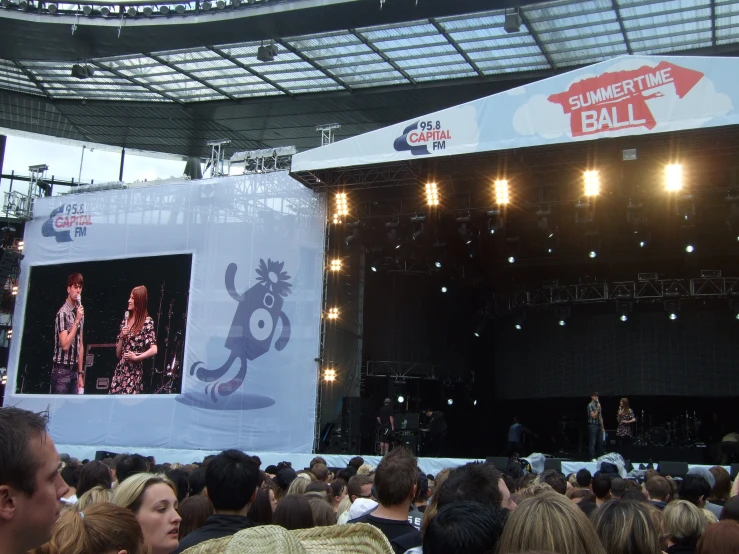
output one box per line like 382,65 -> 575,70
1,0 -> 739,156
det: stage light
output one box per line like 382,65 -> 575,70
513,310 -> 526,330
731,300 -> 739,320
126,6 -> 137,16
175,4 -> 186,13
434,261 -> 441,268
159,5 -> 170,13
142,6 -> 153,15
669,313 -> 678,320
395,244 -> 401,250
494,180 -> 509,205
665,300 -> 679,320
639,241 -> 646,248
11,285 -> 17,296
425,183 -> 439,206
6,329 -> 11,339
327,307 -> 339,320
370,266 -> 377,273
47,2 -> 57,12
685,245 -> 694,253
201,0 -> 212,8
515,324 -> 522,330
617,303 -> 631,322
447,398 -> 454,406
335,192 -> 348,221
584,170 -> 600,196
548,248 -> 553,253
507,256 -> 515,264
589,250 -> 597,259
397,395 -> 405,403
82,4 -> 92,14
665,163 -> 683,192
441,286 -> 448,293
323,368 -> 336,382
16,241 -> 23,251
100,5 -> 111,15
557,306 -> 570,327
216,0 -> 225,7
329,259 -> 342,272
473,399 -> 478,406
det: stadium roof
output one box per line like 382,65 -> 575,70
1,0 -> 738,156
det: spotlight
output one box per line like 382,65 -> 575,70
257,43 -> 278,62
201,0 -> 212,8
504,8 -> 521,32
335,192 -> 348,221
425,182 -> 439,206
557,306 -> 571,327
71,64 -> 95,79
473,320 -> 485,338
494,180 -> 509,205
731,300 -> 739,320
639,241 -> 646,248
513,310 -> 526,330
397,395 -> 405,403
159,5 -> 170,13
685,245 -> 694,253
441,286 -> 448,293
142,6 -> 153,15
584,170 -> 600,196
6,329 -> 11,339
175,4 -> 186,13
82,4 -> 92,14
669,312 -> 678,320
216,0 -> 225,7
327,307 -> 339,320
447,398 -> 454,406
473,399 -> 478,406
665,163 -> 683,192
589,250 -> 597,259
370,266 -> 377,273
47,2 -> 57,12
487,208 -> 503,234
100,5 -> 111,15
329,259 -> 342,272
126,6 -> 137,16
411,214 -> 426,241
665,300 -> 679,320
617,303 -> 631,322
548,248 -> 553,253
11,285 -> 18,296
507,256 -> 515,264
323,368 -> 336,382
434,261 -> 441,268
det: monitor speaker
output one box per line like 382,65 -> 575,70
544,458 -> 562,472
658,461 -> 688,478
485,457 -> 510,471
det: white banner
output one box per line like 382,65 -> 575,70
292,55 -> 737,172
5,172 -> 326,454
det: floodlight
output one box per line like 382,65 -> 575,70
82,4 -> 92,15
584,170 -> 600,196
397,396 -> 405,403
494,179 -> 509,205
47,2 -> 57,12
425,182 -> 439,206
665,163 -> 683,192
142,6 -> 153,15
447,398 -> 454,406
327,307 -> 339,320
126,6 -> 136,16
441,286 -> 448,293
335,192 -> 348,220
175,4 -> 186,13
323,368 -> 336,382
201,0 -> 212,9
507,256 -> 515,264
159,5 -> 170,13
329,259 -> 342,272
100,5 -> 111,15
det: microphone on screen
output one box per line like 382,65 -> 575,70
124,310 -> 129,321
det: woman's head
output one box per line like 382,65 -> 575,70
246,488 -> 273,526
663,500 -> 708,547
593,499 -> 664,554
77,486 -> 113,510
129,286 -> 149,334
709,466 -> 731,504
308,497 -> 336,526
177,494 -> 214,540
35,502 -> 146,554
329,478 -> 347,506
696,520 -> 739,554
112,473 -> 181,554
273,494 -> 314,531
76,461 -> 112,498
498,492 -> 606,554
620,398 -> 630,411
420,467 -> 452,535
286,476 -> 308,496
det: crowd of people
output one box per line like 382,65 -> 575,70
3,406 -> 739,554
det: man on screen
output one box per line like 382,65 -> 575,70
51,273 -> 85,394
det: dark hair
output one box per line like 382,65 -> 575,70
67,273 -> 84,287
502,473 -> 517,496
0,407 -> 49,495
438,463 -> 504,507
273,494 -> 314,530
251,456 -> 262,468
424,501 -> 508,554
308,497 -> 336,526
347,474 -> 374,501
264,465 -> 279,475
348,457 -> 364,471
305,480 -> 331,498
311,463 -> 329,482
576,469 -> 592,488
246,488 -> 273,526
189,467 -> 207,497
610,478 -> 628,498
591,473 -> 612,499
568,489 -> 596,503
205,449 -> 259,512
621,489 -> 648,502
680,474 -> 712,507
76,461 -> 112,497
539,470 -> 567,495
274,467 -> 298,491
309,456 -> 327,469
720,495 -> 739,522
645,469 -> 660,482
578,501 -> 598,517
645,476 -> 671,502
329,478 -> 346,501
177,495 -> 214,540
166,469 -> 190,503
696,520 -> 739,554
60,463 -> 81,488
374,447 -> 418,507
415,472 -> 430,501
116,454 -> 149,484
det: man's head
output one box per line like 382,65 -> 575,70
384,398 -> 391,405
311,463 -> 329,482
591,392 -> 599,402
576,469 -> 592,488
60,462 -> 81,492
610,478 -> 628,499
347,474 -> 374,503
423,501 -> 508,554
645,476 -> 671,502
437,462 -> 516,510
373,447 -> 418,508
116,454 -> 149,484
0,408 -> 69,554
309,457 -> 327,470
347,457 -> 364,471
205,450 -> 259,514
66,272 -> 83,301
679,474 -> 712,508
425,410 -> 433,417
591,472 -> 612,500
538,470 -> 567,495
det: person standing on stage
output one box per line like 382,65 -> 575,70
507,416 -> 536,456
111,286 -> 157,394
425,409 -> 448,458
377,398 -> 394,455
588,392 -> 604,460
51,272 -> 85,394
616,398 -> 636,460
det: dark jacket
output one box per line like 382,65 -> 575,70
172,514 -> 254,554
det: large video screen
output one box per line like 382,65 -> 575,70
16,254 -> 191,395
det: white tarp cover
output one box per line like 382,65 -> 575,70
292,55 -> 737,172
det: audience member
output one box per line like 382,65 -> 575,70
436,462 -> 516,510
246,488 -> 273,526
708,466 -> 731,506
349,447 -> 422,554
645,469 -> 660,482
539,470 -> 567,495
578,501 -> 598,517
311,463 -> 330,482
273,494 -> 314,530
59,463 -> 81,504
413,472 -> 430,513
308,497 -> 336,526
419,468 -> 451,535
357,463 -> 376,475
177,494 -> 214,540
696,519 -> 739,554
347,474 -> 374,503
591,472 -> 612,506
32,502 -> 146,554
188,467 -> 207,497
304,480 -> 331,500
593,499 -> 664,554
348,457 -> 365,471
286,476 -> 309,496
498,491 -> 607,554
681,474 -> 713,510
513,483 -> 553,505
610,478 -> 628,499
518,472 -> 538,490
172,449 -> 258,553
77,485 -> 113,509
309,456 -> 327,470
329,478 -> 348,512
115,454 -> 149,484
663,500 -> 708,554
576,469 -> 593,488
165,469 -> 190,503
296,470 -> 315,482
0,407 -> 69,554
720,495 -> 739,522
424,501 -> 508,554
75,461 -> 112,498
336,496 -> 352,521
274,466 -> 298,501
111,473 -> 181,554
646,476 -> 671,510
567,488 -> 596,504
621,489 -> 648,502
685,468 -> 723,519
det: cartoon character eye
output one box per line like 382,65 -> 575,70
263,293 -> 275,308
249,308 -> 273,342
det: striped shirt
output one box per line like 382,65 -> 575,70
53,300 -> 82,366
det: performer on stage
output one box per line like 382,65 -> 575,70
424,409 -> 448,458
51,273 -> 85,394
377,398 -> 394,455
111,286 -> 157,394
616,397 -> 636,460
587,392 -> 604,460
506,416 -> 537,456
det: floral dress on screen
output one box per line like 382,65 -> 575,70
616,409 -> 635,438
110,316 -> 156,394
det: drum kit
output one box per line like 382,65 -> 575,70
635,409 -> 702,447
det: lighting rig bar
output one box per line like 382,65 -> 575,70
364,360 -> 471,383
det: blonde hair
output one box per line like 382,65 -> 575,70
357,463 -> 375,475
286,477 -> 309,496
498,491 -> 607,554
32,502 -> 146,554
512,482 -> 553,505
702,509 -> 718,525
663,500 -> 708,545
336,496 -> 352,518
593,499 -> 664,554
111,473 -> 177,514
77,486 -> 113,510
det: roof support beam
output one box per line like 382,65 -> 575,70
89,61 -> 185,105
13,61 -> 54,101
207,47 -> 295,98
348,29 -> 417,86
145,53 -> 237,101
429,18 -> 484,77
519,10 -> 556,70
275,40 -> 352,92
611,0 -> 633,54
710,0 -> 716,48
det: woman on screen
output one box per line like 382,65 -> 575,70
110,285 -> 157,394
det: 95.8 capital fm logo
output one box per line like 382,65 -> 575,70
41,203 -> 92,243
393,119 -> 453,156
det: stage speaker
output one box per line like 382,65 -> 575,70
486,457 -> 509,471
84,344 -> 117,395
658,461 -> 688,478
544,458 -> 563,472
731,464 -> 739,480
94,450 -> 119,461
